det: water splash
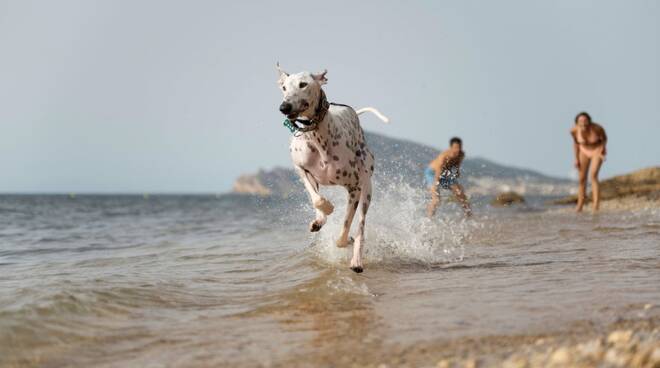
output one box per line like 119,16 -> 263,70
308,181 -> 479,268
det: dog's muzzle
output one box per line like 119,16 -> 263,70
279,102 -> 293,115
280,100 -> 310,119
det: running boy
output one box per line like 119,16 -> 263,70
425,137 -> 472,217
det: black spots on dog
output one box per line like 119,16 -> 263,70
353,172 -> 359,181
370,165 -> 374,172
367,194 -> 371,202
353,201 -> 359,210
306,143 -> 316,153
349,160 -> 356,168
347,185 -> 360,195
362,203 -> 369,214
335,176 -> 340,180
350,192 -> 355,199
329,180 -> 335,185
333,155 -> 339,161
342,170 -> 347,177
355,150 -> 361,157
360,142 -> 365,149
336,169 -> 341,174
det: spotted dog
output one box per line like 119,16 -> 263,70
276,64 -> 389,273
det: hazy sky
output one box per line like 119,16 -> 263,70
1,0 -> 658,193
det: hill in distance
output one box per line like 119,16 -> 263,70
233,131 -> 575,197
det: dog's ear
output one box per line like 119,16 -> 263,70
276,62 -> 288,85
312,69 -> 328,85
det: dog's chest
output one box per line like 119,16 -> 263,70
289,115 -> 372,186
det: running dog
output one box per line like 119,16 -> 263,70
276,64 -> 389,273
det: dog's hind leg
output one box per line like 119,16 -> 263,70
350,179 -> 372,273
336,186 -> 361,248
296,167 -> 334,232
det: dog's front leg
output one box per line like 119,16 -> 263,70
295,167 -> 334,232
336,186 -> 360,248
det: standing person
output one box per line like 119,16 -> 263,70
570,112 -> 608,212
425,137 -> 472,218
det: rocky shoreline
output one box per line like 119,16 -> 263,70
552,167 -> 660,206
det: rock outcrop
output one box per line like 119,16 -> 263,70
552,167 -> 660,205
491,191 -> 526,207
232,168 -> 300,197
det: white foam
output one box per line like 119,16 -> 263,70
309,182 -> 480,268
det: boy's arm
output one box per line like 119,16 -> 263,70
433,152 -> 446,182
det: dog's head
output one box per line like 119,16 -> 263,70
276,63 -> 327,120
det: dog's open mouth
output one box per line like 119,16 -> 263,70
286,113 -> 299,119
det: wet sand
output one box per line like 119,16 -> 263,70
296,310 -> 659,368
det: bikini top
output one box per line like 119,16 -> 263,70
576,128 -> 603,146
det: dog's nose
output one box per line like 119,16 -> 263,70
279,102 -> 293,115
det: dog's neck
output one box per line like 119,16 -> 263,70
309,89 -> 329,123
287,89 -> 329,135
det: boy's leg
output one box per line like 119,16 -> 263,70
427,186 -> 441,217
425,168 -> 441,217
451,184 -> 472,217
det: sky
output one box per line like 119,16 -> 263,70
0,0 -> 658,193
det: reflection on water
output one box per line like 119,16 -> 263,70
0,193 -> 659,367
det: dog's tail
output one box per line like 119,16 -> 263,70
356,107 -> 390,123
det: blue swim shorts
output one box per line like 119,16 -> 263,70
425,167 -> 458,190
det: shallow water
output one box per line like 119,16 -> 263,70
0,190 -> 658,367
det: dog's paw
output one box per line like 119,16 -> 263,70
350,257 -> 363,273
314,198 -> 334,216
335,236 -> 354,248
309,220 -> 323,232
350,266 -> 364,273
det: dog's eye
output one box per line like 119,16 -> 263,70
282,86 -> 286,91
299,82 -> 307,88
